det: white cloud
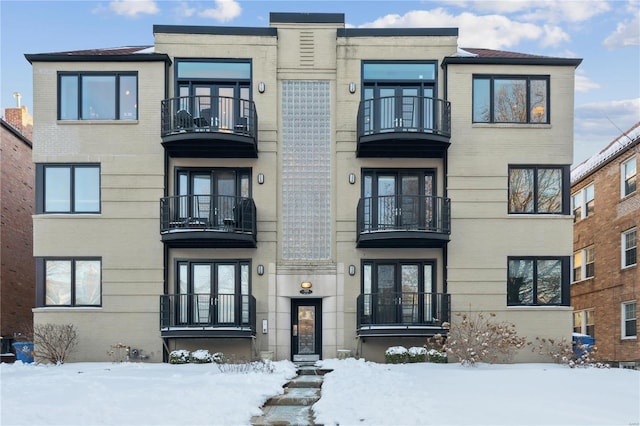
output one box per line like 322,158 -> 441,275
603,10 -> 640,48
108,0 -> 159,17
199,0 -> 242,23
172,2 -> 196,19
575,74 -> 601,92
519,0 -> 611,24
539,24 -> 570,47
361,9 -> 546,50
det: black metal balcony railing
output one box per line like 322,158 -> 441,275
357,195 -> 451,234
160,194 -> 256,235
160,293 -> 256,336
357,96 -> 451,138
357,292 -> 450,330
161,95 -> 258,139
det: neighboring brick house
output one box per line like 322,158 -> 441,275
1,109 -> 35,357
26,13 -> 581,363
571,121 -> 639,367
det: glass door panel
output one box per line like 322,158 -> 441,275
192,264 -> 211,324
194,86 -> 212,126
192,175 -> 211,224
400,174 -> 420,228
177,263 -> 188,324
379,88 -> 396,131
377,264 -> 396,323
401,265 -> 419,323
377,175 -> 396,230
424,174 -> 434,228
218,87 -> 235,131
423,87 -> 434,132
400,87 -> 419,130
297,306 -> 316,355
292,299 -> 322,361
216,264 -> 236,323
424,264 -> 434,322
215,171 -> 236,227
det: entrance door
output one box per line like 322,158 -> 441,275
291,299 -> 322,361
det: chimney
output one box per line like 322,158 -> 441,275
4,92 -> 33,140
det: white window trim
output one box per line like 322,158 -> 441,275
621,228 -> 637,269
572,183 -> 594,221
572,246 -> 594,282
621,301 -> 637,339
621,156 -> 637,198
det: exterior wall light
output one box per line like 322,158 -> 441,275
258,82 -> 266,93
349,265 -> 356,276
257,173 -> 265,184
349,82 -> 356,94
257,264 -> 265,276
349,173 -> 356,184
301,281 -> 312,289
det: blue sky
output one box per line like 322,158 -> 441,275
1,0 -> 638,165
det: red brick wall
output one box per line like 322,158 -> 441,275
572,149 -> 639,362
0,121 -> 35,340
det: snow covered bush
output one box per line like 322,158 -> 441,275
33,323 -> 78,365
385,346 -> 409,364
169,349 -> 190,364
408,346 -> 427,363
427,349 -> 448,363
529,336 -> 609,369
444,312 -> 526,366
190,349 -> 215,364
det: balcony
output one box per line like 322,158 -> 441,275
161,95 -> 258,158
356,195 -> 450,248
160,293 -> 256,338
160,195 -> 256,248
357,292 -> 450,337
357,96 -> 451,158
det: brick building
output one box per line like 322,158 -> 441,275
26,13 -> 581,363
571,121 -> 639,367
1,108 -> 35,356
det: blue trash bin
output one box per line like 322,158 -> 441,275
572,333 -> 595,358
12,342 -> 34,363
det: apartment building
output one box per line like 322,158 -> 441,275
571,122 -> 639,367
1,108 -> 35,358
26,13 -> 581,363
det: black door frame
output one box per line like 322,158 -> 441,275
291,298 -> 323,361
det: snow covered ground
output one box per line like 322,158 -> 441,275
1,358 -> 638,425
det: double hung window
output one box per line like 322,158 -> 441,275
507,257 -> 569,306
573,309 -> 595,336
39,258 -> 101,307
573,246 -> 595,282
621,301 -> 637,338
473,75 -> 549,123
572,183 -> 594,221
621,157 -> 637,197
59,72 -> 137,120
508,166 -> 568,214
622,228 -> 637,268
37,164 -> 100,213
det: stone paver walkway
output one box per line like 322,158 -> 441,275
251,363 -> 331,426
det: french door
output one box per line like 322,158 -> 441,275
363,262 -> 435,324
177,261 -> 250,326
176,169 -> 249,227
363,170 -> 435,231
179,84 -> 250,130
363,85 -> 434,133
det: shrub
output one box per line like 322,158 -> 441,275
216,354 -> 275,374
107,343 -> 129,363
169,349 -> 190,364
424,334 -> 447,363
444,312 -> 526,366
529,336 -> 609,369
33,323 -> 78,365
408,346 -> 427,363
385,346 -> 408,364
427,349 -> 448,363
190,349 -> 215,364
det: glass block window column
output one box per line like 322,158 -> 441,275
282,81 -> 332,260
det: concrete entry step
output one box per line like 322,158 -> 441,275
251,405 -> 315,426
287,375 -> 323,388
266,388 -> 320,406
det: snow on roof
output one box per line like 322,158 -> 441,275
46,46 -> 154,56
571,121 -> 640,184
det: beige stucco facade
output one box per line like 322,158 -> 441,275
29,13 -> 580,363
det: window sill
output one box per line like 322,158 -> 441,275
34,307 -> 102,312
621,336 -> 637,341
37,213 -> 101,216
571,277 -> 594,285
472,123 -> 552,129
507,214 -> 570,218
620,191 -> 637,201
621,264 -> 637,271
57,120 -> 138,125
507,305 -> 572,310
